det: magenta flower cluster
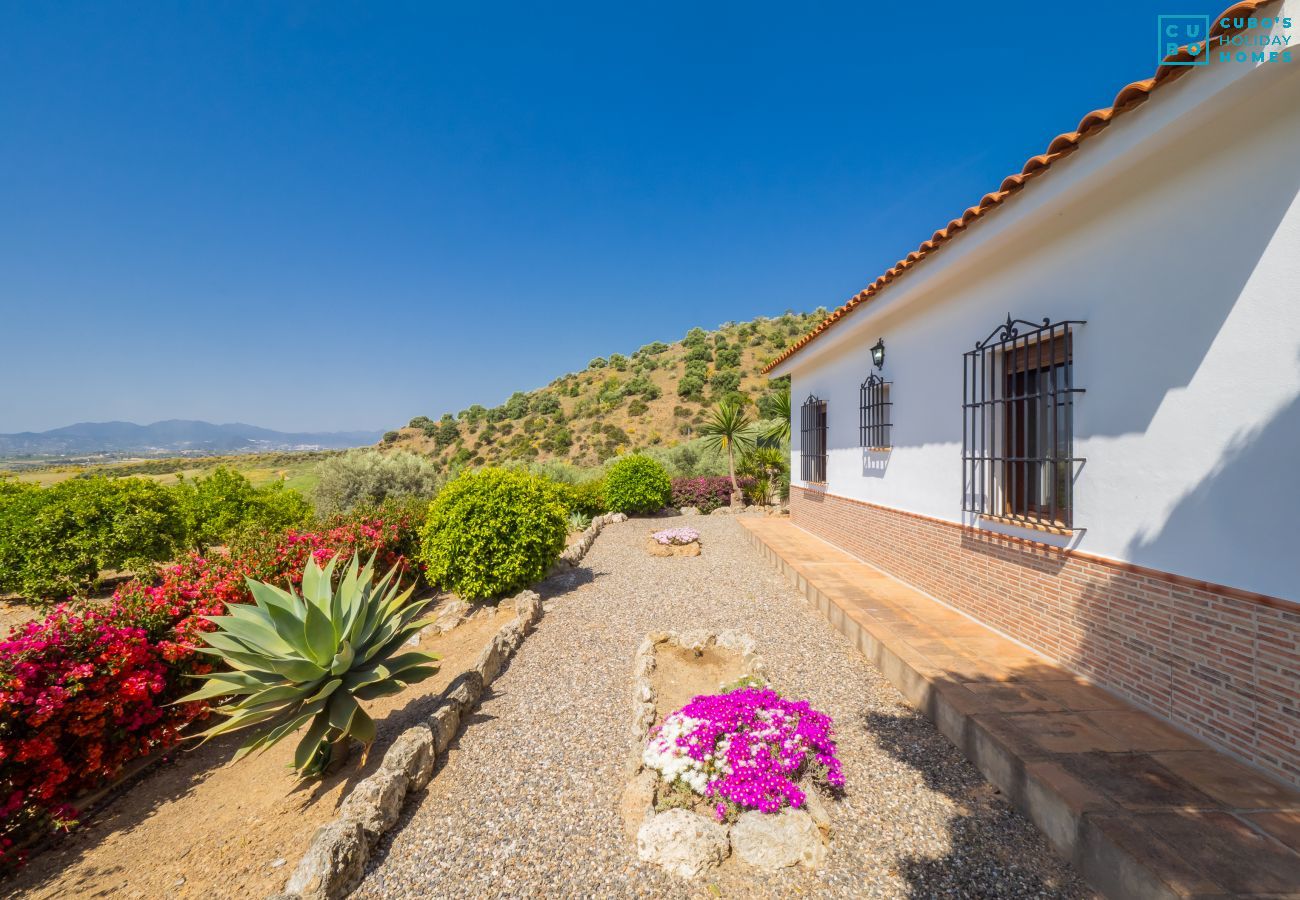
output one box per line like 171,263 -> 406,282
648,687 -> 844,816
651,527 -> 700,546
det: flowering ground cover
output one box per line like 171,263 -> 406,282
651,527 -> 700,546
642,685 -> 844,822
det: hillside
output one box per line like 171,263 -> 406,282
387,310 -> 823,468
0,420 -> 380,458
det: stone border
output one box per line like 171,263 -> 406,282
274,512 -> 626,900
626,630 -> 765,777
624,632 -> 834,878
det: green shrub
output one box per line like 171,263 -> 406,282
0,477 -> 184,602
418,468 -> 567,600
311,449 -> 443,517
553,478 -> 606,517
603,454 -> 671,515
174,467 -> 310,550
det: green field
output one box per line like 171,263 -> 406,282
0,451 -> 334,496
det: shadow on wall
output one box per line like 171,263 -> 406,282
1124,385 -> 1300,601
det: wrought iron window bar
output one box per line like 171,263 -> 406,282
800,394 -> 828,483
860,373 -> 893,450
962,315 -> 1085,529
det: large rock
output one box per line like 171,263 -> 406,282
284,819 -> 368,899
337,768 -> 409,842
731,809 -> 826,870
636,808 -> 730,878
381,724 -> 435,790
679,506 -> 700,516
709,506 -> 733,516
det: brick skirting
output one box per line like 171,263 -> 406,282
790,485 -> 1300,787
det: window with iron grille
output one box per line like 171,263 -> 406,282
962,316 -> 1085,529
859,374 -> 892,450
800,395 -> 827,483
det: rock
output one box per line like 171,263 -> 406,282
801,788 -> 833,837
610,512 -> 628,523
646,538 -> 702,557
474,632 -> 509,683
270,857 -> 287,868
646,538 -> 674,558
513,590 -> 542,629
338,768 -> 409,842
444,670 -> 484,715
636,808 -> 729,878
619,770 -> 658,840
709,506 -> 733,516
679,506 -> 700,516
731,809 -> 826,870
429,700 -> 461,754
381,724 -> 435,790
432,599 -> 470,634
285,818 -> 368,899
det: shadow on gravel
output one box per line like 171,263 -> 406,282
535,566 -> 604,599
863,710 -> 1085,900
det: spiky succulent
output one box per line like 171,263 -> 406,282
178,554 -> 438,776
567,510 -> 592,533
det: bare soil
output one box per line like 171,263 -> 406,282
7,599 -> 510,900
650,643 -> 747,728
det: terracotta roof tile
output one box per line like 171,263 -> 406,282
764,0 -> 1277,373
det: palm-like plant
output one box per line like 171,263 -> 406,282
762,388 -> 791,444
699,399 -> 758,497
178,554 -> 438,776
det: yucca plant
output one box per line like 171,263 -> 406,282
177,554 -> 438,776
699,399 -> 759,496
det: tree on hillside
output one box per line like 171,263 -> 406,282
698,399 -> 758,500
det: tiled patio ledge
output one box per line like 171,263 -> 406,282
739,517 -> 1300,900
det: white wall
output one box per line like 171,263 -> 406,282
777,32 -> 1300,602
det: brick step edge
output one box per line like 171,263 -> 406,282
741,527 -> 1184,900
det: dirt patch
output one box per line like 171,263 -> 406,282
7,599 -> 510,900
650,644 -> 747,725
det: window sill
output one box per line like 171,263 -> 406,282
977,514 -> 1075,536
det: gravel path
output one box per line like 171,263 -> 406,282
357,516 -> 1093,899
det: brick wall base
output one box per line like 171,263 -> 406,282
790,485 -> 1300,787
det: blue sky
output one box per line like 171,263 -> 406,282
0,1 -> 1228,433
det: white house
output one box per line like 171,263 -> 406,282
767,4 -> 1300,786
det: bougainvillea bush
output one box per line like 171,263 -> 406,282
642,687 -> 844,822
651,527 -> 700,546
0,510 -> 420,871
669,476 -> 755,514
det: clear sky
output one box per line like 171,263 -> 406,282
0,1 -> 1231,433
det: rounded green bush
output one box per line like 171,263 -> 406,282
603,454 -> 672,515
418,467 -> 567,600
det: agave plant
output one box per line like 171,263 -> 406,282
177,554 -> 438,776
567,510 -> 592,533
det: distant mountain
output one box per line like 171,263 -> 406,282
0,420 -> 382,458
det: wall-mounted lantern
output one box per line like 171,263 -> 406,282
870,337 -> 886,370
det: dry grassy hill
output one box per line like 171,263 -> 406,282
386,310 -> 823,468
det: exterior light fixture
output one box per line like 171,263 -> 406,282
870,338 -> 886,370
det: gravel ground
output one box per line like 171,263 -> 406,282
357,516 -> 1093,899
